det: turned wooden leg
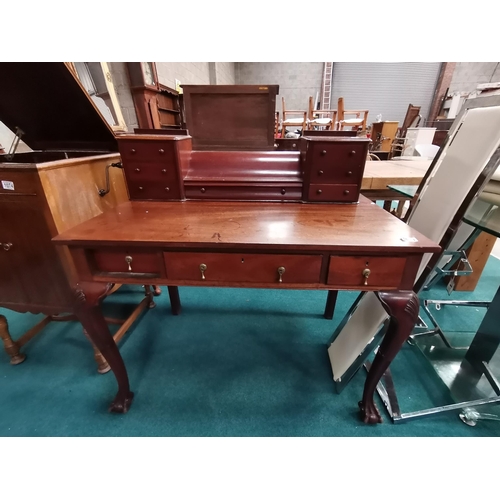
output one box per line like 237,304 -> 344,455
167,286 -> 182,315
74,282 -> 134,413
324,290 -> 338,320
0,314 -> 26,365
83,328 -> 111,374
143,285 -> 156,309
359,291 -> 419,424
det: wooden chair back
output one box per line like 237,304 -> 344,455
307,96 -> 337,130
337,97 -> 369,131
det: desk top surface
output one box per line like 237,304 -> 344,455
54,196 -> 440,254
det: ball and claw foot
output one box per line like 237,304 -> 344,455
109,391 -> 134,413
358,400 -> 383,424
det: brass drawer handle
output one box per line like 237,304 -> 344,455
278,266 -> 285,283
2,242 -> 12,251
125,255 -> 133,271
200,263 -> 207,280
363,268 -> 371,285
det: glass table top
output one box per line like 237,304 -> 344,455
387,184 -> 418,198
463,194 -> 500,238
387,184 -> 500,238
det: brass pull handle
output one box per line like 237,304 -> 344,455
363,268 -> 371,286
125,255 -> 133,271
200,263 -> 207,280
278,266 -> 285,283
2,242 -> 12,251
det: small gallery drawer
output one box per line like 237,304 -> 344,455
307,184 -> 358,202
127,179 -> 181,200
310,142 -> 366,169
164,252 -> 322,284
327,256 -> 406,288
123,162 -> 178,182
310,164 -> 362,183
119,140 -> 176,163
184,184 -> 302,201
0,171 -> 38,195
89,248 -> 161,276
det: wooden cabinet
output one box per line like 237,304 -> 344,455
0,62 -> 131,364
301,137 -> 370,202
126,63 -> 183,131
370,121 -> 399,152
0,154 -> 128,314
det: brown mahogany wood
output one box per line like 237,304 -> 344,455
182,85 -> 279,151
301,137 -> 370,202
360,291 -> 420,423
54,196 -> 440,420
53,198 -> 439,254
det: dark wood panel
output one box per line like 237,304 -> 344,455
164,252 -> 322,284
89,248 -> 161,275
184,184 -> 302,201
0,198 -> 73,310
307,184 -> 359,202
182,85 -> 278,151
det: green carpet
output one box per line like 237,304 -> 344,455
1,257 -> 500,437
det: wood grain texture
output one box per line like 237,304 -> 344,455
53,197 -> 440,254
182,85 -> 279,151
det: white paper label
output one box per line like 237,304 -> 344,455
1,180 -> 15,190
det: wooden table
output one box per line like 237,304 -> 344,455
53,196 -> 440,424
361,159 -> 431,216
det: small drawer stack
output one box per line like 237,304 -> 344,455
301,136 -> 370,203
118,135 -> 191,201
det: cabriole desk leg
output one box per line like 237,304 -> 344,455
359,291 -> 419,424
0,314 -> 26,365
74,282 -> 134,413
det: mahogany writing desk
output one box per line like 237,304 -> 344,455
53,195 -> 440,423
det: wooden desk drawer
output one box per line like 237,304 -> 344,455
327,256 -> 406,288
164,252 -> 322,284
307,184 -> 359,202
310,142 -> 365,169
119,140 -> 176,163
123,162 -> 178,182
184,184 -> 302,201
310,164 -> 363,183
89,248 -> 161,276
127,180 -> 181,200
